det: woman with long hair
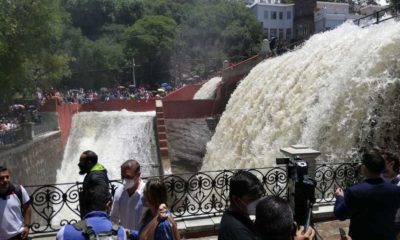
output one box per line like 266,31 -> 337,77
137,178 -> 180,240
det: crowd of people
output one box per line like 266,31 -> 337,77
1,148 -> 400,239
38,84 -> 175,106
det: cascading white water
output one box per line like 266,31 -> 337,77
202,21 -> 400,171
57,110 -> 159,183
193,77 -> 223,99
53,110 -> 158,224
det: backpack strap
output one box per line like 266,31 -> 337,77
73,220 -> 97,240
13,184 -> 23,205
111,222 -> 119,235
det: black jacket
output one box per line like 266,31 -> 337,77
79,164 -> 111,217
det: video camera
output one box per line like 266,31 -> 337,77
276,157 -> 316,227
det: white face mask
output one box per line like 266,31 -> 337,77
123,178 -> 135,190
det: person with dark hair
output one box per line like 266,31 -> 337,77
334,149 -> 400,240
111,160 -> 146,233
379,150 -> 400,240
254,196 -> 316,240
380,150 -> 400,184
218,170 -> 266,240
78,150 -> 111,218
0,166 -> 31,240
130,178 -> 180,240
56,183 -> 126,239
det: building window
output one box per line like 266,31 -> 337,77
264,10 -> 268,19
270,28 -> 277,37
279,28 -> 284,39
287,11 -> 291,19
286,28 -> 292,39
272,11 -> 277,20
279,12 -> 283,20
264,28 -> 269,39
260,21 -> 263,27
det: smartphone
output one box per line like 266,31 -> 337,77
339,228 -> 346,240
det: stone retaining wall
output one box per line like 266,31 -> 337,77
0,131 -> 63,185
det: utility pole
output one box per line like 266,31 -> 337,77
132,57 -> 136,87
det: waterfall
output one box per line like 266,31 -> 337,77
56,110 -> 159,183
193,77 -> 223,100
202,21 -> 400,171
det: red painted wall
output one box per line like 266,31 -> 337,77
80,99 -> 155,112
56,104 -> 81,145
39,99 -> 157,145
163,84 -> 202,101
163,100 -> 215,119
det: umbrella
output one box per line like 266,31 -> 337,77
157,88 -> 165,92
100,87 -> 108,92
161,83 -> 169,88
117,86 -> 125,89
11,104 -> 25,110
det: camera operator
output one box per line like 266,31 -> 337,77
334,149 -> 400,240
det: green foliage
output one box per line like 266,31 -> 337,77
0,0 -> 70,104
125,15 -> 177,84
175,0 -> 262,78
0,0 -> 265,95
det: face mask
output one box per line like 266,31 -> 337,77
123,179 -> 135,190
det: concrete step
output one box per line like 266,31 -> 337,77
156,112 -> 164,118
158,132 -> 166,140
159,139 -> 168,148
157,119 -> 165,125
157,125 -> 166,132
160,147 -> 169,157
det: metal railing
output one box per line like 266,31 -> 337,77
0,127 -> 26,149
24,163 -> 361,234
353,4 -> 399,28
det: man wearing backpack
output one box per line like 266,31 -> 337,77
0,166 -> 31,240
57,185 -> 126,239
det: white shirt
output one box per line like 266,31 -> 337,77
0,185 -> 30,239
110,180 -> 146,230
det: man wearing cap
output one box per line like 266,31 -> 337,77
218,170 -> 265,240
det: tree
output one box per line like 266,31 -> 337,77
125,15 -> 177,85
0,0 -> 70,106
172,0 -> 262,80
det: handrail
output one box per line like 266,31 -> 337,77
23,163 -> 361,234
353,4 -> 399,27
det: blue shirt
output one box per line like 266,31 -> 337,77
56,211 -> 126,240
130,212 -> 174,240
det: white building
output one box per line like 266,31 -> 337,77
249,2 -> 295,41
314,1 -> 349,33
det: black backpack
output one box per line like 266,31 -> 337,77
73,220 -> 122,240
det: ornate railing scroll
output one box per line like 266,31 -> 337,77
25,163 -> 362,234
163,167 -> 288,218
314,162 -> 362,205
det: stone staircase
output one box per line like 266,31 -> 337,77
155,100 -> 171,174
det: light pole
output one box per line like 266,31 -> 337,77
132,57 -> 136,87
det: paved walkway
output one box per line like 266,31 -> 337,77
187,220 -> 350,240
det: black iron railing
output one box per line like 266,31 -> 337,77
353,4 -> 399,28
314,162 -> 362,205
24,163 -> 360,234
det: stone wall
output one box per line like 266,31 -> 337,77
165,119 -> 213,173
0,131 -> 63,185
